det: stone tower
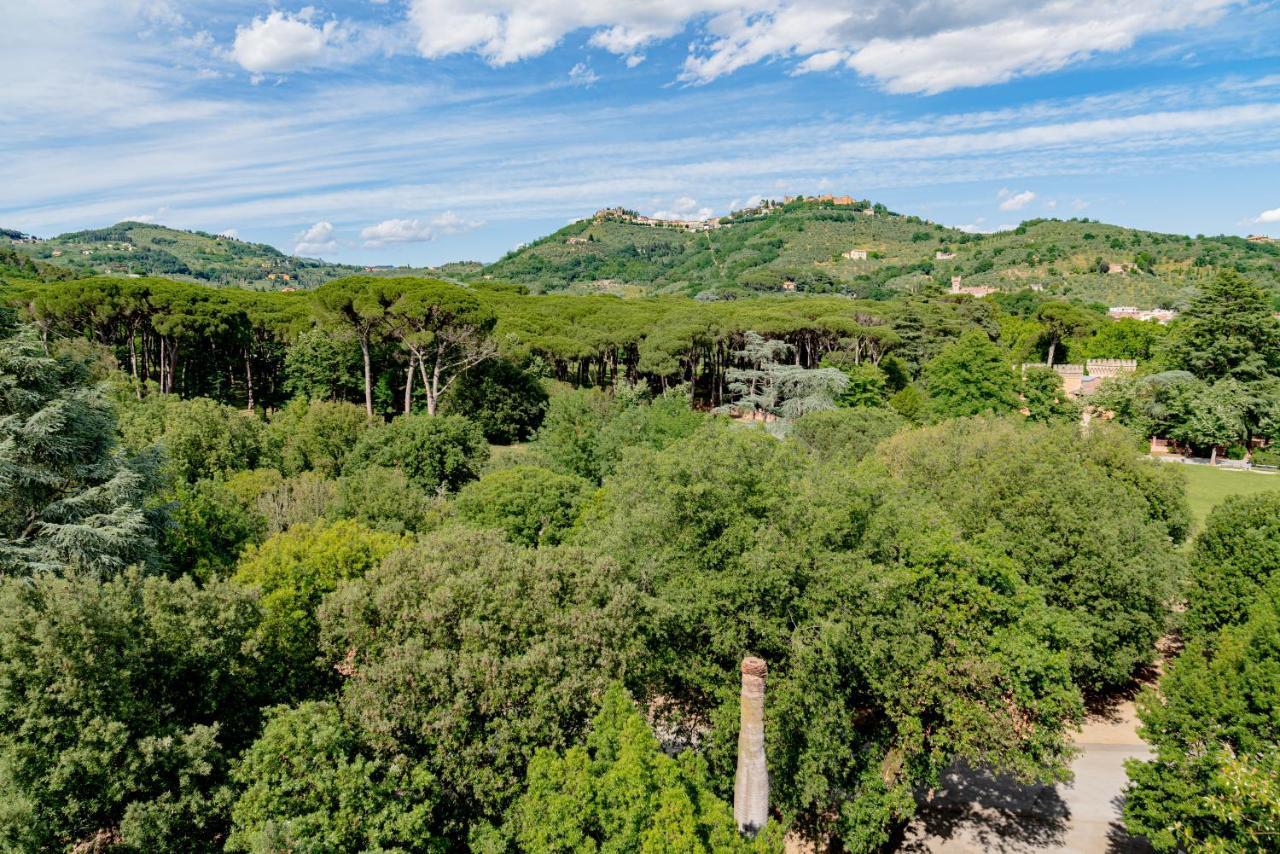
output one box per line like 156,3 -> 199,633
734,656 -> 769,836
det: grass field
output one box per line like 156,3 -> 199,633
1180,463 -> 1280,531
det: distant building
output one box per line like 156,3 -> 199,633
935,251 -> 956,260
280,287 -> 298,293
950,275 -> 997,298
1108,306 -> 1177,324
842,249 -> 868,261
566,236 -> 589,245
81,249 -> 93,256
781,280 -> 797,292
51,249 -> 62,257
1106,262 -> 1131,274
1247,234 -> 1274,243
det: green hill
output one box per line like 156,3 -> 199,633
478,198 -> 1280,307
1,222 -> 365,290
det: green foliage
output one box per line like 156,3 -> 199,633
456,465 -> 590,547
229,701 -> 443,854
877,417 -> 1189,689
329,465 -> 442,534
266,397 -> 372,477
1019,365 -> 1078,423
1124,584 -> 1280,852
721,332 -> 848,419
820,352 -> 888,407
118,394 -> 266,483
1184,492 -> 1280,638
507,684 -> 781,853
1164,270 -> 1280,382
284,327 -> 362,402
534,388 -> 621,482
318,529 -> 644,840
0,326 -> 159,574
344,413 -> 488,493
0,569 -> 264,851
233,520 -> 406,702
253,471 -> 337,534
438,358 -> 548,444
788,406 -> 905,461
921,331 -> 1019,419
574,422 -> 1083,847
161,477 -> 266,581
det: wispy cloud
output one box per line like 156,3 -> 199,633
998,189 -> 1037,211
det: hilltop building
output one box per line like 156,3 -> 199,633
842,249 -> 868,261
1021,359 -> 1137,397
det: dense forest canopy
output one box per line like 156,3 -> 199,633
0,256 -> 1277,851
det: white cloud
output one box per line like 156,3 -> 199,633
1253,207 -> 1280,223
228,8 -> 406,74
569,62 -> 599,86
294,221 -> 337,255
998,188 -> 1037,210
218,228 -> 238,238
360,212 -> 481,247
1071,198 -> 1090,211
404,0 -> 1241,93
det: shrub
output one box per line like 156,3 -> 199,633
456,465 -> 590,547
233,520 -> 406,701
266,398 -> 372,477
345,414 -> 488,493
329,465 -> 443,534
789,407 -> 905,461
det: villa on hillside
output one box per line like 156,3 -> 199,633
950,275 -> 998,298
1108,306 -> 1178,323
843,249 -> 868,261
935,251 -> 957,260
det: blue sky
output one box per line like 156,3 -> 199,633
3,1 -> 1280,266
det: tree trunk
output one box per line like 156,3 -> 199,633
360,336 -> 374,417
245,352 -> 255,411
1046,337 -> 1058,368
404,356 -> 416,414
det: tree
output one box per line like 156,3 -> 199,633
265,397 -> 372,477
533,388 -> 621,482
329,465 -> 442,534
283,327 -> 362,403
788,406 -> 905,460
456,465 -> 589,547
439,357 -> 548,444
313,276 -> 395,417
1035,301 -> 1098,367
386,279 -> 497,416
0,326 -> 159,574
161,477 -> 266,581
572,422 -> 1083,848
1168,379 -> 1252,459
1019,365 -> 1078,423
318,529 -> 644,841
921,331 -> 1018,419
233,519 -> 406,702
116,395 -> 266,483
876,417 -> 1189,689
820,351 -> 887,408
1124,582 -> 1280,852
506,684 -> 781,853
344,413 -> 488,493
1183,492 -> 1280,639
1164,270 -> 1280,382
228,701 -> 443,853
720,332 -> 848,419
0,569 -> 264,851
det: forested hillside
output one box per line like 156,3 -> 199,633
8,200 -> 1279,305
2,222 -> 365,289
483,199 -> 1280,306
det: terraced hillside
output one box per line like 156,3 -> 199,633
480,199 -> 1280,307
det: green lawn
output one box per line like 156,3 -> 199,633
1180,463 -> 1280,531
